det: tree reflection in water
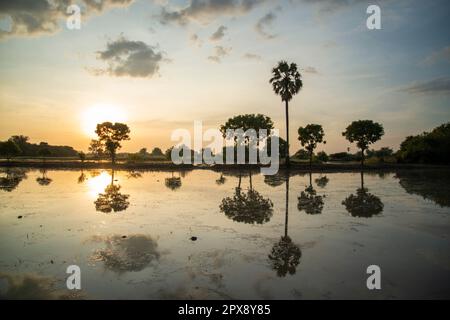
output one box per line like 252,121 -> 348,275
268,176 -> 302,277
0,168 -> 27,192
94,170 -> 130,213
297,172 -> 324,215
219,170 -> 273,224
165,171 -> 182,190
215,173 -> 226,185
36,169 -> 52,186
395,170 -> 450,208
315,175 -> 329,188
342,171 -> 383,218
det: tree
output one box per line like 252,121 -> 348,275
0,140 -> 21,161
298,124 -> 326,167
139,148 -> 147,156
342,120 -> 384,167
78,151 -> 86,163
37,147 -> 51,163
95,122 -> 130,165
150,147 -> 164,157
220,114 -> 274,163
397,123 -> 450,164
316,151 -> 329,163
270,61 -> 303,167
89,139 -> 104,161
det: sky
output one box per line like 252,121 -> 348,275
0,0 -> 449,154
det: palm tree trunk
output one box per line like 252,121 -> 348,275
285,100 -> 290,167
360,148 -> 365,169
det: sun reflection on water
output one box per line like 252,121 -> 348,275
86,171 -> 112,198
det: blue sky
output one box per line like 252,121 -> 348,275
0,0 -> 449,153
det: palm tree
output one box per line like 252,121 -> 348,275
270,61 -> 303,167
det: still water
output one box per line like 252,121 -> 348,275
0,168 -> 449,299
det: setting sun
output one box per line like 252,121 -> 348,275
82,104 -> 127,137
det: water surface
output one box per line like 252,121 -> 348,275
0,168 -> 449,299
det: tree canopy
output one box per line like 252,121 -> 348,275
298,124 -> 326,166
269,61 -> 303,102
95,122 -> 130,164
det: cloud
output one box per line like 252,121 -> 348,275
208,45 -> 231,63
295,0 -> 363,13
94,36 -> 164,78
402,77 -> 450,95
243,52 -> 261,60
157,0 -> 265,26
190,33 -> 203,47
0,0 -> 133,39
255,12 -> 277,39
303,66 -> 318,74
210,25 -> 227,41
424,46 -> 450,65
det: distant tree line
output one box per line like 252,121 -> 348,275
0,135 -> 77,160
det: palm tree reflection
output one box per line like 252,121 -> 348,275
268,176 -> 301,277
342,171 -> 383,218
94,170 -> 130,213
297,172 -> 324,215
219,170 -> 273,224
0,168 -> 27,192
36,169 -> 52,186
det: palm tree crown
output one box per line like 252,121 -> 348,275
270,61 -> 303,101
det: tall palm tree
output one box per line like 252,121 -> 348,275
270,61 -> 303,167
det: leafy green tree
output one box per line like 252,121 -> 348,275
342,120 -> 384,167
95,122 -> 130,165
270,61 -> 303,167
298,124 -> 326,167
0,140 -> 21,162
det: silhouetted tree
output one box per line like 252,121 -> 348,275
316,151 -> 329,163
397,123 -> 450,164
95,122 -> 130,165
37,148 -> 51,163
89,139 -> 104,161
342,172 -> 383,218
270,61 -> 303,167
220,114 -> 274,163
78,151 -> 86,163
298,124 -> 326,167
342,120 -> 384,168
0,140 -> 21,162
150,147 -> 164,157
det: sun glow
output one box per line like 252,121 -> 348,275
86,171 -> 112,198
82,104 -> 127,137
